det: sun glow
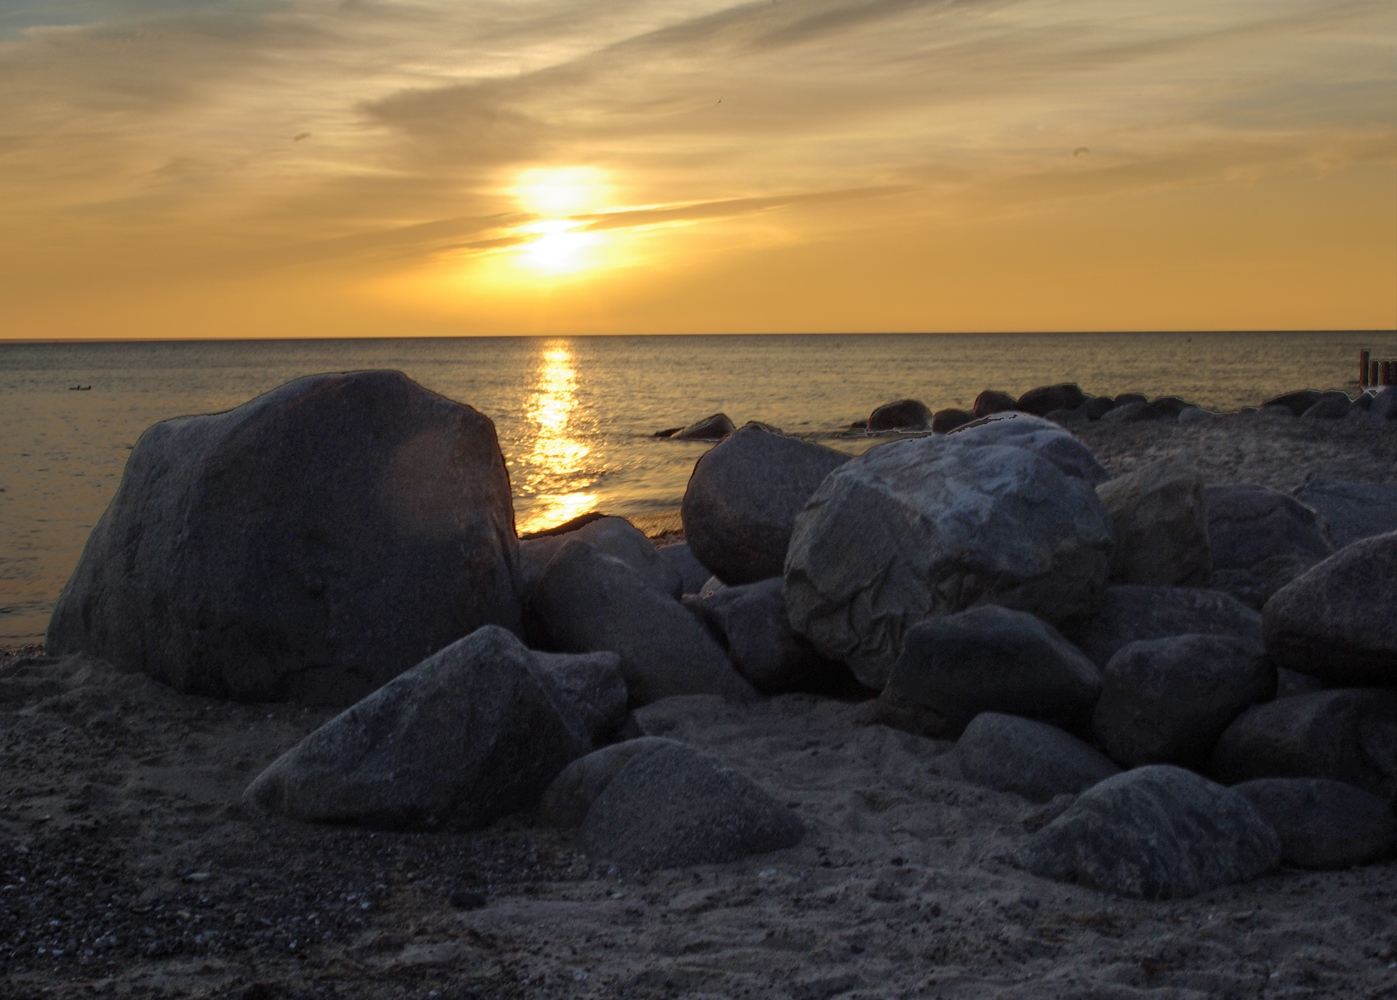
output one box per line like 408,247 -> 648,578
516,343 -> 597,534
509,167 -> 611,275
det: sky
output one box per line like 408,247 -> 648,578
1,0 -> 1394,339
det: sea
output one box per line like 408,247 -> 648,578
1,330 -> 1390,645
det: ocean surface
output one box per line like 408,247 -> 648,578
1,330 -> 1389,645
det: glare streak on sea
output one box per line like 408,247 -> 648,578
0,330 -> 1388,644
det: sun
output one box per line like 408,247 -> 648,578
507,167 -> 610,275
511,167 -> 608,217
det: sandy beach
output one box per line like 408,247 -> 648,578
4,411 -> 1396,1000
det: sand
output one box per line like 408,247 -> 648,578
4,412 -> 1396,1000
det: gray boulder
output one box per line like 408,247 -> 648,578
871,606 -> 1102,739
518,516 -> 681,598
1292,479 -> 1397,549
1204,483 -> 1332,609
1234,778 -> 1394,869
532,650 -> 628,747
1208,689 -> 1397,801
530,539 -> 756,707
681,423 -> 850,585
1096,454 -> 1211,587
1080,585 -> 1262,668
868,398 -> 932,431
785,436 -> 1113,689
688,577 -> 845,693
578,741 -> 803,869
1262,531 -> 1397,686
657,541 -> 713,594
945,411 -> 1109,485
1092,635 -> 1275,768
46,371 -> 521,706
244,626 -> 590,829
674,413 -> 736,441
955,712 -> 1119,803
538,737 -> 680,828
1014,765 -> 1280,900
1017,383 -> 1087,416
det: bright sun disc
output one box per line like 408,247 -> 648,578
511,166 -> 607,216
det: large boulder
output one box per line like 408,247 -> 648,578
531,650 -> 628,747
1204,483 -> 1332,609
1096,454 -> 1211,587
681,423 -> 850,585
785,436 -> 1113,689
530,539 -> 756,706
1234,778 -> 1394,869
945,411 -> 1109,485
687,577 -> 846,693
1262,531 -> 1397,686
578,741 -> 803,869
1208,689 -> 1397,801
46,371 -> 521,706
871,606 -> 1103,739
518,516 -> 681,598
1301,392 -> 1352,420
1260,390 -> 1324,417
1292,479 -> 1397,550
954,712 -> 1119,803
244,626 -> 590,829
1092,635 -> 1274,768
1017,383 -> 1087,417
656,541 -> 712,594
674,413 -> 736,441
1079,586 -> 1262,668
537,737 -> 681,828
867,398 -> 932,431
1014,765 -> 1280,900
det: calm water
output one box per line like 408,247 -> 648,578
0,331 -> 1388,644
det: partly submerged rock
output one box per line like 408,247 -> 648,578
867,398 -> 932,431
674,413 -> 736,441
955,712 -> 1119,803
244,626 -> 590,829
578,742 -> 803,869
1016,383 -> 1087,417
681,423 -> 849,585
871,606 -> 1102,739
1014,765 -> 1280,900
931,407 -> 976,433
785,436 -> 1113,689
1092,635 -> 1274,769
1096,454 -> 1211,587
1234,778 -> 1394,869
1262,531 -> 1397,686
972,390 -> 1019,417
530,539 -> 756,707
46,370 -> 521,706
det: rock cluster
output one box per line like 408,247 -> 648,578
47,373 -> 1397,885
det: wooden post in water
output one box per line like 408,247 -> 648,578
1361,350 -> 1371,386
1376,360 -> 1384,386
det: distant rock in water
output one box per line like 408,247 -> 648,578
867,399 -> 932,431
972,390 -> 1018,417
1260,389 -> 1324,417
674,413 -> 736,441
46,370 -> 521,706
1016,383 -> 1086,417
931,407 -> 975,433
652,427 -> 682,438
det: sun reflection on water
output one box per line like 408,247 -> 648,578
515,342 -> 597,534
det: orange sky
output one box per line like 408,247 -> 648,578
1,0 -> 1394,339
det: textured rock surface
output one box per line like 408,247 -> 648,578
955,712 -> 1119,803
674,413 -> 736,441
1262,532 -> 1397,686
945,411 -> 1109,485
872,607 -> 1103,739
1092,635 -> 1274,768
867,398 -> 932,431
46,371 -> 521,706
1015,765 -> 1280,900
657,541 -> 713,594
1080,586 -> 1262,668
244,626 -> 590,829
537,737 -> 680,828
530,539 -> 757,707
682,424 -> 850,585
1209,689 -> 1397,801
1234,778 -> 1395,869
1292,479 -> 1397,550
1017,383 -> 1087,417
689,577 -> 845,694
1204,483 -> 1332,609
785,436 -> 1113,689
531,650 -> 629,747
578,741 -> 803,869
1096,454 -> 1211,587
519,517 -> 682,598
